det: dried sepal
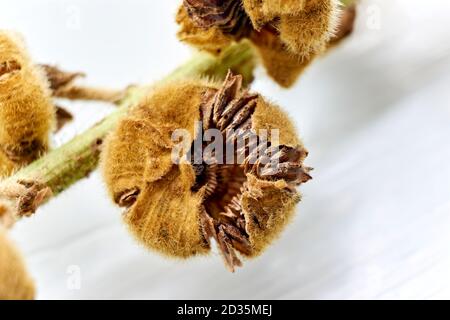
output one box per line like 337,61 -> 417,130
0,31 -> 54,174
55,105 -> 74,132
0,179 -> 52,224
124,164 -> 209,258
41,64 -> 127,104
277,0 -> 340,57
329,3 -> 356,47
102,72 -> 311,271
251,27 -> 313,88
40,64 -> 85,92
102,80 -> 209,257
0,227 -> 35,300
241,174 -> 300,256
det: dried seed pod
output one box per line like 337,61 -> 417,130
176,0 -> 351,87
0,31 -> 54,175
176,5 -> 235,55
253,4 -> 356,87
102,71 -> 311,271
0,227 -> 35,300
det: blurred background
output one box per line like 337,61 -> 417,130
1,0 -> 450,299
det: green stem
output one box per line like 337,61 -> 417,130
0,41 -> 255,221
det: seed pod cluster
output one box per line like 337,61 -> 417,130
102,71 -> 311,271
0,227 -> 35,300
177,0 -> 356,87
0,31 -> 54,177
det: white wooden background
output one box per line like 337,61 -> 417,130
1,0 -> 450,299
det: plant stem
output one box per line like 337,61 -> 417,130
0,41 -> 255,224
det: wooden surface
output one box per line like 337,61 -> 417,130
1,0 -> 450,299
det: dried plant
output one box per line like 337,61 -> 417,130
0,0 -> 361,298
177,0 -> 357,87
0,227 -> 35,300
0,31 -> 54,176
101,71 -> 311,271
0,42 -> 255,227
0,31 -> 131,180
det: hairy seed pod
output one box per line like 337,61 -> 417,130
0,31 -> 54,176
0,227 -> 35,300
176,5 -> 235,55
102,71 -> 311,271
177,0 -> 349,87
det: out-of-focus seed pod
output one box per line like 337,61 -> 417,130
0,31 -> 54,176
0,227 -> 35,300
177,0 -> 353,87
102,72 -> 311,271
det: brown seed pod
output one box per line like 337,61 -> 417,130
176,5 -> 235,55
102,71 -> 311,271
0,227 -> 35,300
176,0 -> 351,87
0,31 -> 54,176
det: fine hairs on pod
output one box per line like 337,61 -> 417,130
0,226 -> 35,300
0,31 -> 54,177
101,72 -> 312,272
177,0 -> 354,87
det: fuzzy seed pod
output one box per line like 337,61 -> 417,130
0,227 -> 35,300
0,31 -> 54,176
102,71 -> 311,271
176,5 -> 235,55
176,0 -> 351,87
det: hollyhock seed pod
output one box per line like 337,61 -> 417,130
102,71 -> 311,271
0,31 -> 54,175
177,0 -> 351,87
0,227 -> 35,300
176,5 -> 235,55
